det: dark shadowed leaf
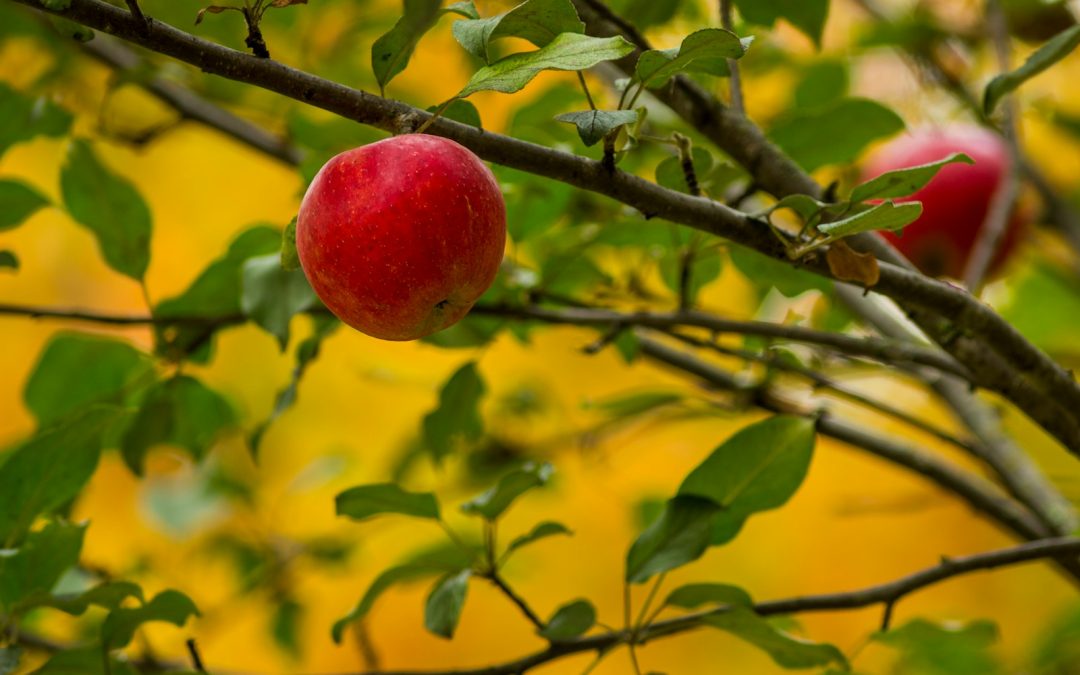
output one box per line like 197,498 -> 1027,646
538,599 -> 595,641
101,590 -> 199,650
663,583 -> 752,610
0,251 -> 16,271
424,570 -> 471,639
704,607 -> 848,669
31,646 -> 139,675
678,416 -> 816,545
422,361 -> 486,463
625,495 -> 720,583
460,461 -> 553,520
554,109 -> 639,146
459,33 -> 634,97
371,0 -> 441,94
41,581 -> 144,616
24,333 -> 153,427
849,153 -> 973,203
335,483 -> 440,521
636,29 -> 750,88
985,25 -> 1080,114
0,180 -> 48,231
0,407 -> 120,546
427,99 -> 483,128
120,375 -> 236,475
60,139 -> 152,280
732,0 -> 830,46
241,253 -> 319,350
769,98 -> 903,172
0,521 -> 85,613
452,0 -> 584,62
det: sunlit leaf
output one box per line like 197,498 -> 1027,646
849,153 -> 973,203
452,0 -> 584,62
635,29 -> 750,88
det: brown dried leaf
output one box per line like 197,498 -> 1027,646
195,5 -> 239,24
826,239 -> 880,288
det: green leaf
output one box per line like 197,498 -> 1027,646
849,153 -> 974,203
24,333 -> 153,427
101,590 -> 199,650
554,109 -> 639,146
769,98 -> 904,172
459,33 -> 634,97
32,646 -> 139,675
728,246 -> 831,298
155,225 -> 279,360
460,461 -> 553,520
538,599 -> 595,641
732,0 -> 830,47
663,583 -> 752,610
635,29 -> 750,88
655,147 -> 713,194
331,543 -> 470,643
426,99 -> 483,128
0,180 -> 48,231
875,618 -> 1000,675
0,408 -> 119,546
625,495 -> 720,583
422,361 -> 486,463
678,416 -> 816,545
271,598 -> 303,658
817,200 -> 922,238
617,0 -> 683,29
704,606 -> 848,669
41,581 -> 144,616
793,60 -> 848,108
241,252 -> 319,350
335,483 -> 440,521
120,375 -> 236,475
60,139 -> 152,280
757,194 -> 830,222
587,390 -> 684,420
0,251 -> 16,271
985,25 -> 1080,114
249,315 -> 339,454
998,260 -> 1080,355
0,521 -> 85,613
0,82 -> 72,160
371,0 -> 442,94
281,217 -> 300,271
424,570 -> 471,639
503,520 -> 572,558
451,0 -> 585,62
613,330 -> 640,364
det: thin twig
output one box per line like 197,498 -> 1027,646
719,0 -> 744,114
488,572 -> 546,632
185,639 -> 208,674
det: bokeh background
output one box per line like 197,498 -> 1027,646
3,0 -> 1080,672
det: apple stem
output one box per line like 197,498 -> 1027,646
416,98 -> 455,134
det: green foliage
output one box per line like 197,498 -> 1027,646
848,153 -> 973,203
459,33 -> 634,97
703,607 -> 848,669
502,520 -> 572,559
793,60 -> 848,108
60,139 -> 152,280
452,0 -> 584,63
1032,604 -> 1080,672
999,260 -> 1080,355
635,29 -> 751,88
0,179 -> 48,231
587,390 -> 685,420
554,109 -> 640,146
538,599 -> 595,641
625,495 -> 720,583
460,461 -> 554,520
0,520 -> 85,614
336,483 -> 441,521
663,583 -> 753,610
769,98 -> 904,171
425,570 -> 471,639
241,252 -> 319,350
728,246 -> 831,298
427,99 -> 483,128
0,250 -> 16,270
985,25 -> 1080,114
875,618 -> 1000,674
816,201 -> 922,238
679,416 -> 816,545
0,408 -> 119,546
120,375 -> 236,474
100,589 -> 200,650
372,0 -> 478,94
42,581 -> 144,616
281,218 -> 301,271
24,333 -> 153,427
32,647 -> 139,675
0,82 -> 72,160
422,361 -> 486,463
732,0 -> 830,47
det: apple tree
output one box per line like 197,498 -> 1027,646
2,0 -> 1080,673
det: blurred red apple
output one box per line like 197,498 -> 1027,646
297,134 -> 506,341
861,126 -> 1026,279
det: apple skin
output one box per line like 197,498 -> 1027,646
861,126 -> 1025,279
297,134 -> 506,341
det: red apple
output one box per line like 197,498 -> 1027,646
297,134 -> 506,341
861,126 -> 1025,279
